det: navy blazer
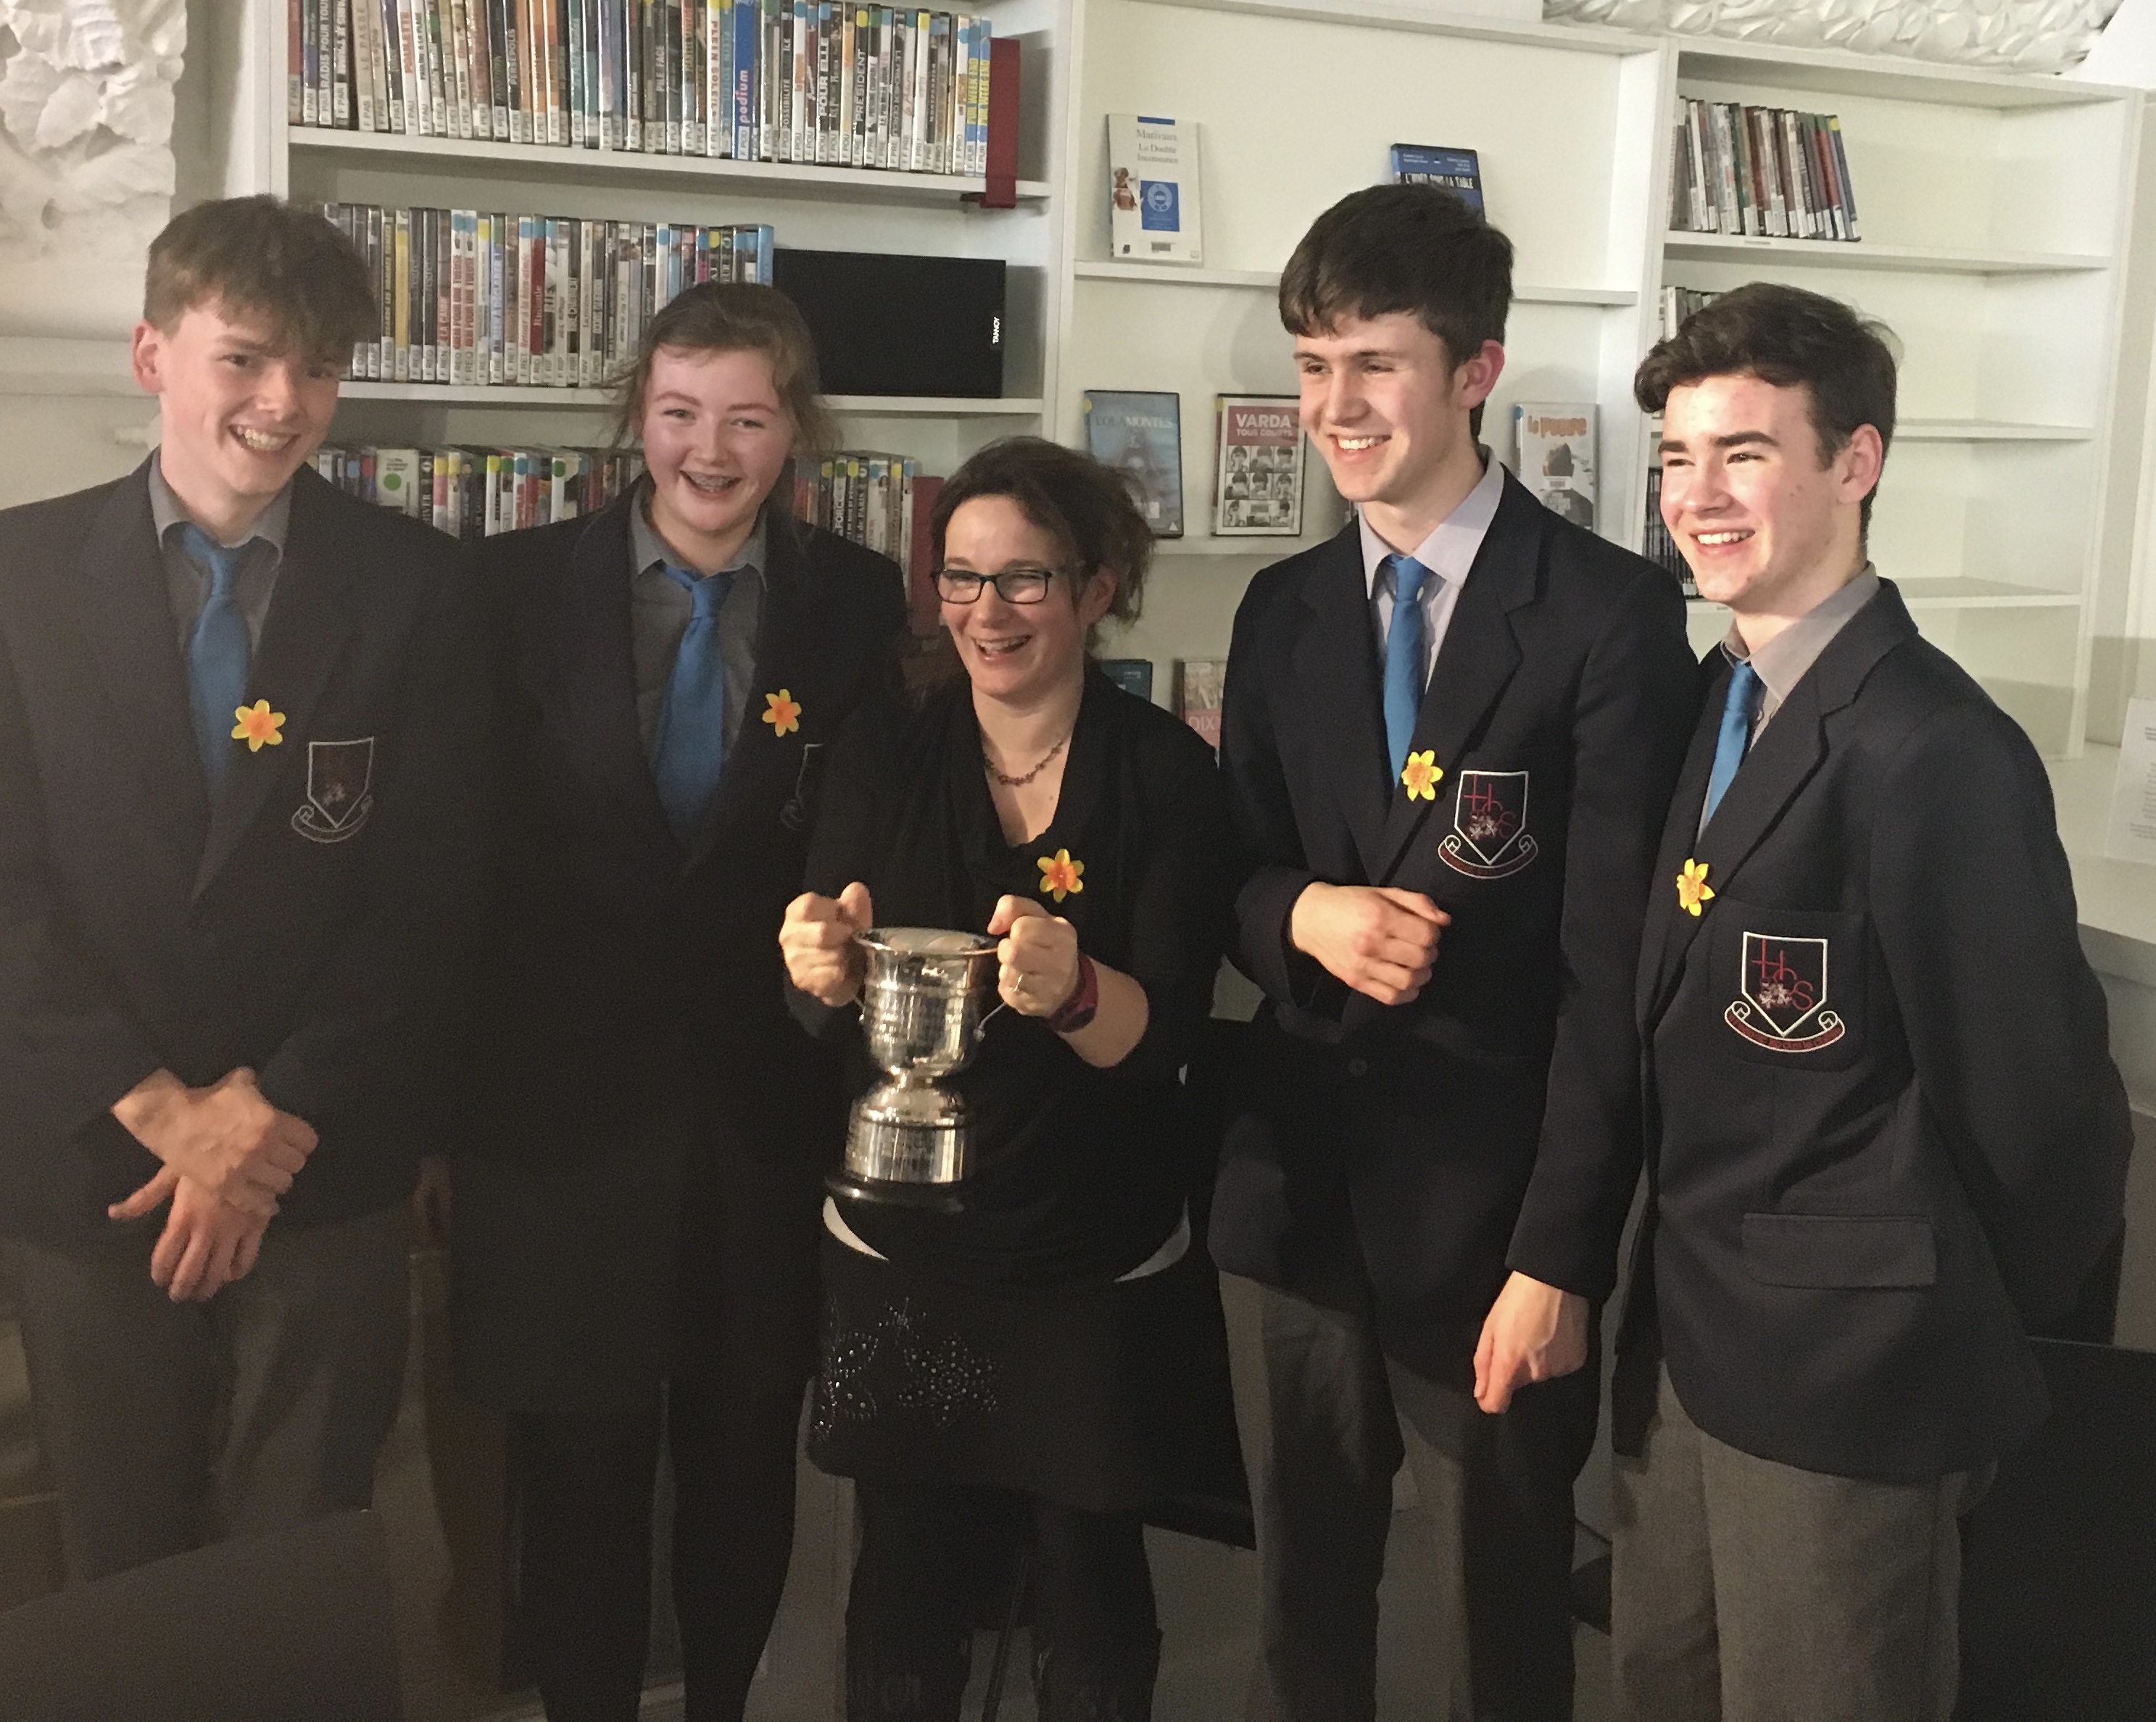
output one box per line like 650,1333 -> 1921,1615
452,494 -> 905,1406
1211,472 -> 1698,1382
1615,580 -> 2132,1482
0,460 -> 488,1238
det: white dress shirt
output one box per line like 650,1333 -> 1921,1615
1359,451 -> 1506,695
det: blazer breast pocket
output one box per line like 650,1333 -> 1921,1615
1436,768 -> 1539,881
1709,898 -> 1868,1071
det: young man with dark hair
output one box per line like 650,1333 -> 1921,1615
0,196 -> 486,1578
1212,183 -> 1697,1720
1615,280 -> 2131,1719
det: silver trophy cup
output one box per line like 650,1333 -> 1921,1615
831,927 -> 1003,1210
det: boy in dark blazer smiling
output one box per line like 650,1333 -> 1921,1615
1612,283 -> 2131,1721
1212,185 -> 1696,1721
0,198 -> 486,1578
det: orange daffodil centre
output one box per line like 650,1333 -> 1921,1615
231,700 -> 286,752
1401,750 -> 1443,803
1037,848 -> 1084,904
1676,858 -> 1715,917
762,689 -> 802,737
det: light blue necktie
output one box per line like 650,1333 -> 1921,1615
1381,553 -> 1431,784
651,562 -> 735,841
180,525 -> 252,791
1701,660 -> 1765,829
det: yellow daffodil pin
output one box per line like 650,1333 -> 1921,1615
231,700 -> 286,752
1401,750 -> 1443,802
762,689 -> 802,737
1675,858 -> 1715,917
1037,848 -> 1084,903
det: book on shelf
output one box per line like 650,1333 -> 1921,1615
1389,143 -> 1482,217
1657,285 -> 1718,341
1669,99 -> 1859,243
906,472 -> 944,631
1638,432 -> 1696,599
296,1 -> 997,182
315,443 -> 645,533
1212,395 -> 1305,537
1084,390 -> 1183,538
1099,659 -> 1154,702
795,449 -> 937,583
1510,402 -> 1596,533
1107,114 -> 1203,265
1175,659 -> 1225,753
321,201 -> 772,386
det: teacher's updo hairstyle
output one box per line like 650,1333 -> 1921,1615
929,436 -> 1153,627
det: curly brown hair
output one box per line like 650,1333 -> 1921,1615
929,436 -> 1153,626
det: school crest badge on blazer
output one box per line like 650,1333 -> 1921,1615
1725,932 -> 1845,1052
1438,770 -> 1538,879
291,737 -> 376,844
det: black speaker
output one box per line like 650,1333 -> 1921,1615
773,249 -> 1006,399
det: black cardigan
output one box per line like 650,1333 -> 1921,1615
797,669 -> 1233,1289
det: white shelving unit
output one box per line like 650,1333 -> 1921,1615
1042,0 -> 2140,757
201,0 -> 2141,757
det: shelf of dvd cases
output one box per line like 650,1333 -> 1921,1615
1662,232 -> 2110,276
336,381 -> 1044,414
1069,259 -> 1639,307
287,126 -> 1051,202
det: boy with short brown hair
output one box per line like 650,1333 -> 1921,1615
0,195 -> 486,1578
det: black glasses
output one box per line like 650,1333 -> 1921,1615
932,566 -> 1061,604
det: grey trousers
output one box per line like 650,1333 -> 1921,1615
2,1205 -> 410,1583
1230,1257 -> 1598,1722
1610,1364 -> 1991,1722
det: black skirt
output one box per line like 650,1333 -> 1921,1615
807,1227 -> 1251,1534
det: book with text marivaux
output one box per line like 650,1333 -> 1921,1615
1108,114 -> 1203,265
1390,144 -> 1483,216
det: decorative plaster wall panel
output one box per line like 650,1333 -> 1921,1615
1544,0 -> 2123,73
0,0 -> 181,338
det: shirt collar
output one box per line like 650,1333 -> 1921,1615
1359,450 -> 1504,599
631,482 -> 766,585
1722,564 -> 1882,709
149,451 -> 293,559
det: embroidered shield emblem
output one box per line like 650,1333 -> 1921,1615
1725,932 -> 1846,1052
1438,770 -> 1538,879
291,737 -> 376,844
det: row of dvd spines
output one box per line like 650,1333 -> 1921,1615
323,203 -> 774,387
294,0 -> 994,177
318,441 -> 933,573
1670,99 -> 1862,243
315,445 -> 646,536
795,450 -> 929,573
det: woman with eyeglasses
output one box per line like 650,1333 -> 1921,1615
779,436 -> 1237,1721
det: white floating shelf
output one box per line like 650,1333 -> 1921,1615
336,381 -> 1042,415
1688,578 -> 2080,611
1674,38 -> 2130,110
289,127 -> 1051,204
1664,233 -> 2108,275
1896,420 -> 2094,442
1072,259 -> 1638,306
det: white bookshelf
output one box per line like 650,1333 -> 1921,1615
1039,0 -> 2140,757
200,0 -> 2142,757
215,0 -> 1077,491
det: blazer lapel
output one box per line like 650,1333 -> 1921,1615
558,496 -> 679,865
1289,525 -> 1390,881
74,463 -> 211,862
1643,581 -> 1921,1020
1638,656 -> 1722,1025
196,470 -> 357,894
1371,473 -> 1541,883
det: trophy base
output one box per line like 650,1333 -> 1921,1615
825,1168 -> 967,1215
835,1081 -> 972,1212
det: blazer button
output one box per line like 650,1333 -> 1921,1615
1346,1057 -> 1369,1078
